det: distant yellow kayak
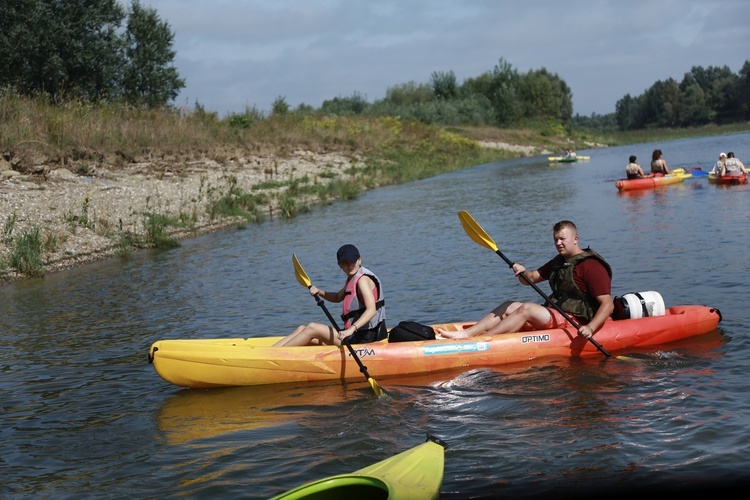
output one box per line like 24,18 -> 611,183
270,435 -> 447,500
548,155 -> 590,162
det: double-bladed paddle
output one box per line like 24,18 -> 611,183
292,253 -> 386,397
457,210 -> 611,358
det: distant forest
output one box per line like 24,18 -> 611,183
2,2 -> 748,133
316,58 -> 750,133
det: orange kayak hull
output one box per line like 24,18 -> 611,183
149,305 -> 721,389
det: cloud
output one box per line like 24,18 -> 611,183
140,0 -> 750,117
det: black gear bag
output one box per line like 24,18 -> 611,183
388,321 -> 436,342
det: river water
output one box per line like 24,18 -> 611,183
3,132 -> 750,498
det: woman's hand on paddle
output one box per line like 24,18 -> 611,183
309,285 -> 322,297
337,327 -> 355,341
512,263 -> 526,276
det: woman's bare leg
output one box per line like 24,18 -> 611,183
273,322 -> 335,346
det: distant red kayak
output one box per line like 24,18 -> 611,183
708,172 -> 748,185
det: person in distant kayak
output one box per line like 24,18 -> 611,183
625,155 -> 650,179
436,221 -> 613,341
712,152 -> 727,175
274,244 -> 387,346
722,152 -> 747,176
650,149 -> 670,176
562,148 -> 577,159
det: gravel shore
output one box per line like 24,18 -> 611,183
0,149 -> 364,283
1,141 -> 539,284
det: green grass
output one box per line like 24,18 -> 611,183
10,226 -> 45,277
142,212 -> 182,249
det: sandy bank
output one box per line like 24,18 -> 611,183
1,140 -> 548,283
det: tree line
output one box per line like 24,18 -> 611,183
612,62 -> 750,130
317,58 -> 573,129
3,1 -> 747,133
0,0 -> 183,107
317,59 -> 750,132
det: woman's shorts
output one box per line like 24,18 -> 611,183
349,321 -> 388,344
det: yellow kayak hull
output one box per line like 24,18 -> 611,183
270,436 -> 446,500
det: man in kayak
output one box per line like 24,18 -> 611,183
436,221 -> 614,340
722,152 -> 747,176
274,244 -> 387,346
562,148 -> 576,159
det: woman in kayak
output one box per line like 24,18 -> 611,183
650,149 -> 670,176
625,155 -> 650,179
274,244 -> 387,346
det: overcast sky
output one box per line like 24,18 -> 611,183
138,0 -> 750,118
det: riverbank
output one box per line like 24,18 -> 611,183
1,140 -> 547,284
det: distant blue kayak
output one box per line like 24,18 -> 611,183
690,167 -> 709,177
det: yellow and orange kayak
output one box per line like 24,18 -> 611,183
148,304 -> 721,389
616,168 -> 692,191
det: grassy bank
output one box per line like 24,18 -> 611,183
4,90 -> 747,181
2,90 -> 749,281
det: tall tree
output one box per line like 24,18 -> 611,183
488,58 -> 522,126
518,67 -> 573,123
737,61 -> 750,119
678,83 -> 712,126
0,0 -> 125,101
383,81 -> 434,105
640,78 -> 680,127
430,70 -> 457,100
0,0 -> 39,91
459,72 -> 493,99
121,0 -> 184,107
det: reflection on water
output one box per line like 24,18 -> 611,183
157,383 -> 353,446
2,132 -> 750,498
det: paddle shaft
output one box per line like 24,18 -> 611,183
311,289 -> 380,387
312,290 -> 342,331
493,249 -> 611,357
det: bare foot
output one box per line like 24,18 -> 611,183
435,327 -> 472,339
